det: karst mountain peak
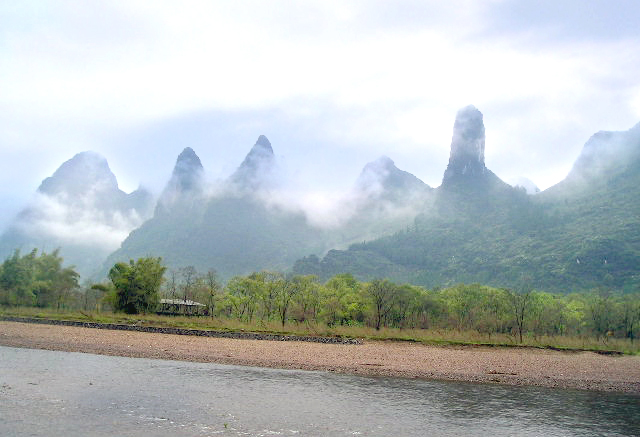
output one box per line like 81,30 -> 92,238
441,105 -> 487,185
230,135 -> 277,190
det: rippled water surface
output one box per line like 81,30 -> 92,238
0,346 -> 638,436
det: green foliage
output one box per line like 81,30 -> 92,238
320,273 -> 365,326
216,272 -> 640,344
108,257 -> 166,314
5,249 -> 637,349
3,272 -> 640,353
103,195 -> 329,281
366,279 -> 398,330
295,148 -> 640,294
0,248 -> 79,308
224,275 -> 261,321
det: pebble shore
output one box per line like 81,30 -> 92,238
1,320 -> 638,393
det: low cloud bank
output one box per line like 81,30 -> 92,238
14,191 -> 149,251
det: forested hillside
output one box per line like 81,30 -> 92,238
102,136 -> 430,280
295,108 -> 640,294
102,137 -> 325,277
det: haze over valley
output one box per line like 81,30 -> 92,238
1,104 -> 638,295
3,6 -> 640,437
2,1 -> 640,293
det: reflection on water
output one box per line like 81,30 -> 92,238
0,346 -> 638,436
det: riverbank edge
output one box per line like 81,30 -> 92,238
2,320 -> 639,394
1,314 -> 629,355
0,315 -> 361,344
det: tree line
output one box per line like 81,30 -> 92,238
99,259 -> 640,342
0,249 -> 79,308
1,252 -> 639,343
215,274 -> 639,342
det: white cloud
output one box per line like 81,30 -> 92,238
15,192 -> 147,250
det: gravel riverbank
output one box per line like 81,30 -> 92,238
1,321 -> 638,393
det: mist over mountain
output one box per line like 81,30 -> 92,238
229,135 -> 277,191
441,105 -> 487,184
156,147 -> 205,214
295,107 -> 640,293
164,147 -> 204,194
101,134 -> 435,280
102,137 -> 323,279
509,177 -> 540,195
2,103 -> 637,293
440,105 -> 511,194
0,132 -> 434,281
333,155 -> 434,244
355,156 -> 430,201
0,151 -> 154,277
545,122 -> 640,194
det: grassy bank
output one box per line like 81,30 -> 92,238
1,306 -> 637,354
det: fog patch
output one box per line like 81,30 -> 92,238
239,155 -> 432,233
14,191 -> 149,251
256,187 -> 354,229
508,176 -> 540,195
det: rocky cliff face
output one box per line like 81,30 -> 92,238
438,105 -> 510,205
441,105 -> 487,186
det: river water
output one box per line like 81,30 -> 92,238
0,346 -> 638,436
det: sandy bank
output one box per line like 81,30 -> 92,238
1,321 -> 638,393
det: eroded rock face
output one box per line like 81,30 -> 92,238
442,105 -> 486,185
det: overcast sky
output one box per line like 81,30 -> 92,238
2,0 -> 640,229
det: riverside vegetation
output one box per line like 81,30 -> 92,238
1,251 -> 639,354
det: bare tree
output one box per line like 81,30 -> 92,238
275,274 -> 301,328
204,269 -> 221,317
179,266 -> 197,302
507,287 -> 532,343
165,270 -> 179,300
367,279 -> 398,330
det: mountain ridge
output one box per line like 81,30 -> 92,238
294,108 -> 640,293
0,151 -> 154,277
1,106 -> 637,294
100,134 -> 435,280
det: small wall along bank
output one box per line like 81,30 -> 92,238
0,316 -> 361,345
